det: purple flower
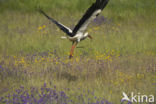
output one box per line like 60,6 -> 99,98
0,65 -> 2,69
93,16 -> 107,25
44,83 -> 46,88
0,83 -> 113,104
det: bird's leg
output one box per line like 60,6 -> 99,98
69,42 -> 77,59
88,35 -> 93,40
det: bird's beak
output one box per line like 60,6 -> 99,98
88,35 -> 93,41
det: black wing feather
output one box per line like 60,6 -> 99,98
39,10 -> 73,37
72,0 -> 109,35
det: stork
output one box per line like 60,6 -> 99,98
39,0 -> 109,59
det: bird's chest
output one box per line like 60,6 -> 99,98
69,33 -> 87,42
76,33 -> 87,41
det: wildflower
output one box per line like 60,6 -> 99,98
35,59 -> 38,63
118,24 -> 121,26
41,58 -> 45,61
120,79 -> 124,83
116,54 -> 120,58
94,26 -> 100,31
48,52 -> 53,56
110,90 -> 112,94
76,57 -> 79,62
14,60 -> 19,66
0,65 -> 2,69
56,61 -> 59,65
38,26 -> 42,30
20,57 -> 25,63
42,25 -> 46,28
137,73 -> 144,79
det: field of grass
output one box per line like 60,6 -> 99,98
0,0 -> 156,104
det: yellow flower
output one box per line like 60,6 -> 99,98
137,73 -> 144,79
118,24 -> 121,26
42,25 -> 46,28
120,79 -> 124,83
76,57 -> 79,62
35,59 -> 38,63
56,61 -> 59,65
20,58 -> 25,63
94,26 -> 100,31
14,60 -> 18,66
41,58 -> 45,61
38,26 -> 42,30
110,90 -> 112,94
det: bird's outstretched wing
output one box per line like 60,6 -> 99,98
39,9 -> 73,37
72,0 -> 109,35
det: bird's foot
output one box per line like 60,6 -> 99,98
69,55 -> 73,59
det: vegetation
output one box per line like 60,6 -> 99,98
0,0 -> 155,104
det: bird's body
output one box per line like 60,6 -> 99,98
39,0 -> 109,58
66,32 -> 89,42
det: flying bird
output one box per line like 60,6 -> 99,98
39,0 -> 109,59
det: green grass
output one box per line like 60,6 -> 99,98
0,0 -> 156,103
0,11 -> 155,55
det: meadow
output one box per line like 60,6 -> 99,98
0,0 -> 156,104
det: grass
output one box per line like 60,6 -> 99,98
0,0 -> 156,104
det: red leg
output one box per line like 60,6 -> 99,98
69,42 -> 77,59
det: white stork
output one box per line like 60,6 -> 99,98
39,0 -> 109,59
